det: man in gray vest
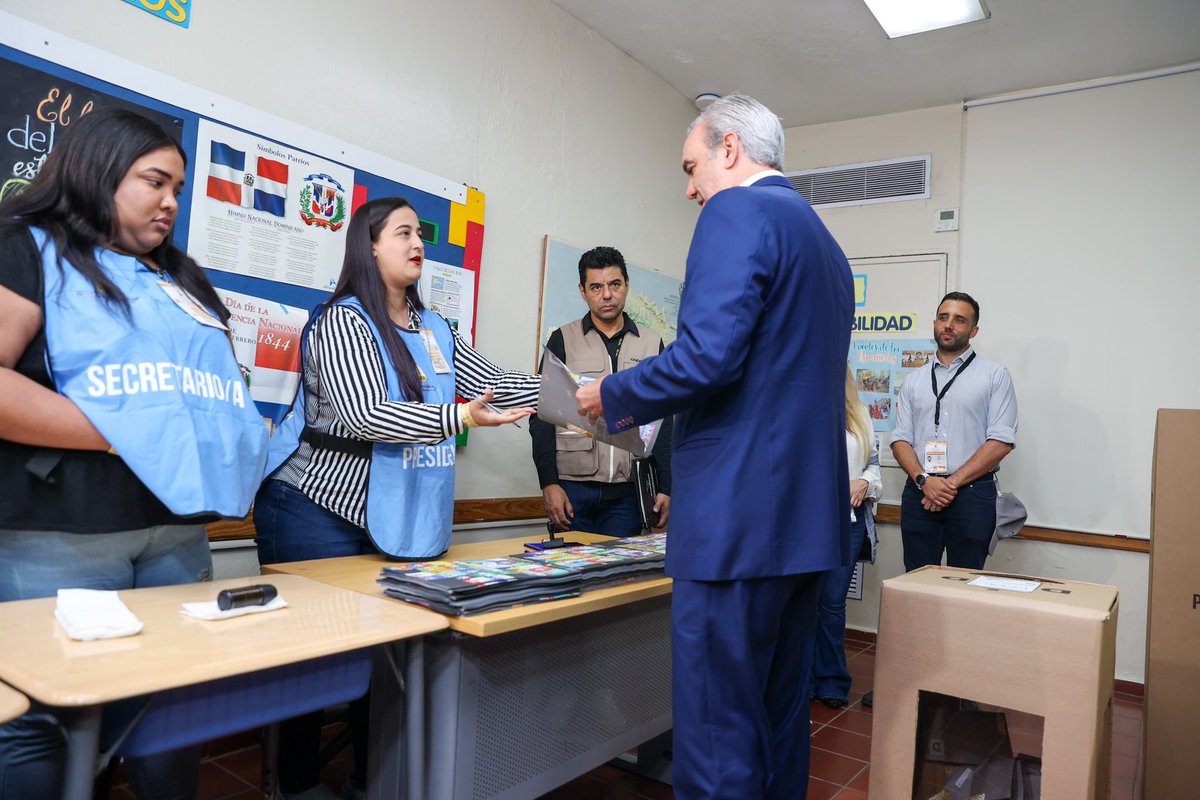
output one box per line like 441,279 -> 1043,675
530,246 -> 672,536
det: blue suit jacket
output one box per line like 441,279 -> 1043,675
601,175 -> 854,580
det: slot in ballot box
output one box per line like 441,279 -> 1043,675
868,566 -> 1117,800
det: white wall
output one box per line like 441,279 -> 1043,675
785,100 -> 1158,683
0,0 -> 699,501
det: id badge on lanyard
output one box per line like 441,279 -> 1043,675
924,436 -> 949,474
157,281 -> 228,330
927,352 -> 976,475
419,329 -> 452,374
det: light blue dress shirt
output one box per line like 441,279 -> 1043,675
891,346 -> 1018,475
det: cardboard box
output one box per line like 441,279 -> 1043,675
1144,409 -> 1200,797
1003,709 -> 1044,760
868,566 -> 1117,799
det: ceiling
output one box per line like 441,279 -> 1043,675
551,0 -> 1200,127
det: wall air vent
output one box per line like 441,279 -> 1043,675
786,154 -> 931,209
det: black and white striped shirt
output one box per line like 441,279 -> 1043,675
275,304 -> 540,527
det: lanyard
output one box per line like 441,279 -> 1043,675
931,351 -> 976,429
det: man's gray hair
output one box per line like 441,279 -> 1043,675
687,94 -> 785,171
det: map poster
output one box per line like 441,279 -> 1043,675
187,118 -> 354,292
217,288 -> 309,427
418,259 -> 477,347
538,236 -> 683,365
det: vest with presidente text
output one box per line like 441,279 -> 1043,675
265,297 -> 457,558
35,228 -> 268,518
555,318 -> 660,484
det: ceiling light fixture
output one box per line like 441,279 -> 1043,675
863,0 -> 989,39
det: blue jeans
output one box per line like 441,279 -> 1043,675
809,507 -> 868,704
560,480 -> 645,538
900,476 -> 996,571
0,524 -> 211,800
253,479 -> 378,566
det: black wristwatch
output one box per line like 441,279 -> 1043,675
914,473 -> 929,489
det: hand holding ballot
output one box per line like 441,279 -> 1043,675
537,351 -> 662,457
575,375 -> 605,424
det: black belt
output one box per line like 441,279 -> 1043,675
300,427 -> 372,459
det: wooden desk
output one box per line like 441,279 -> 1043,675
0,573 -> 446,800
265,532 -> 673,637
268,535 -> 674,800
0,681 -> 29,724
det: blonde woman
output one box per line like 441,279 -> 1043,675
809,365 -> 882,708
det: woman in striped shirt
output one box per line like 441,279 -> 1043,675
254,196 -> 537,800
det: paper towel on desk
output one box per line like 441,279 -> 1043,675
180,596 -> 288,621
55,589 -> 144,641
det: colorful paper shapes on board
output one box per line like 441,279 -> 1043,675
448,187 -> 486,247
854,274 -> 868,306
464,221 -> 485,271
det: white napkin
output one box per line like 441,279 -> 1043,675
55,589 -> 144,641
180,596 -> 288,621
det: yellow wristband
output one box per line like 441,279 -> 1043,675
459,403 -> 479,430
106,445 -> 119,456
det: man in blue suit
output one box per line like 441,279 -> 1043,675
576,94 -> 854,799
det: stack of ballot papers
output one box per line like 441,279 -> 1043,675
518,534 -> 666,591
378,557 -> 582,615
378,534 -> 668,615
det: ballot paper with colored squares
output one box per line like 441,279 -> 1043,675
536,350 -> 662,457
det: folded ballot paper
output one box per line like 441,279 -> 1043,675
537,350 -> 662,457
55,588 -> 144,641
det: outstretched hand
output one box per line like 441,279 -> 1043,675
470,389 -> 534,427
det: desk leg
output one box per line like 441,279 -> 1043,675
368,639 -> 428,799
60,706 -> 101,800
405,637 -> 425,800
369,644 -> 405,799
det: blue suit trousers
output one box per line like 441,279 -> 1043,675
671,572 -> 825,799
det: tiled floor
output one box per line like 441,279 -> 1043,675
111,629 -> 1144,799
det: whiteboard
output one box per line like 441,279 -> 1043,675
960,70 -> 1200,538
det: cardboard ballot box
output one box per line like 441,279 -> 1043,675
1143,409 -> 1200,798
868,566 -> 1118,800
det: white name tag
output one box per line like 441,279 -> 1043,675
419,329 -> 451,374
158,282 -> 228,330
924,439 -> 948,474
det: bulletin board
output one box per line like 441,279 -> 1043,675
1,13 -> 485,426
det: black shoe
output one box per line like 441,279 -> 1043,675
817,696 -> 846,709
862,691 -> 873,708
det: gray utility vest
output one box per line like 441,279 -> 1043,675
555,318 -> 660,483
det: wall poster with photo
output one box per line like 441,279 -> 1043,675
847,254 -> 947,477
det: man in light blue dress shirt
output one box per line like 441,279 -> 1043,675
891,292 -> 1018,570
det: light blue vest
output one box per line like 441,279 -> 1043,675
35,228 -> 268,518
266,297 -> 457,558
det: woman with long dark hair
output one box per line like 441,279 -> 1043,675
0,108 -> 268,798
255,196 -> 537,799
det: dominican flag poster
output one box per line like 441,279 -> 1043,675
188,119 -> 354,291
206,141 -> 288,217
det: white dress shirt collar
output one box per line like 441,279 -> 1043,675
740,169 -> 785,187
